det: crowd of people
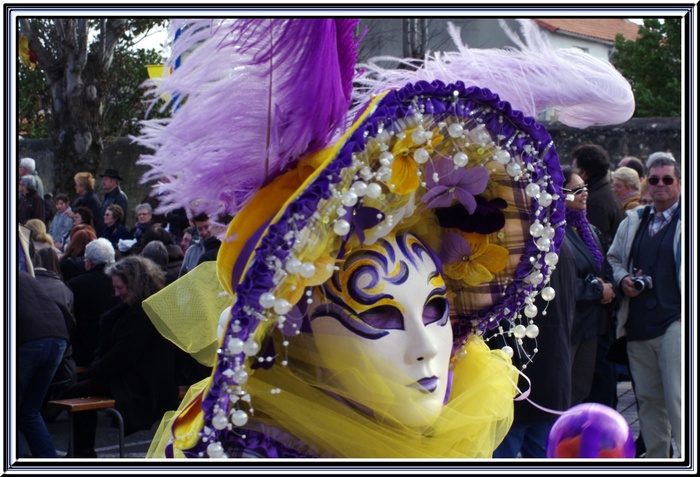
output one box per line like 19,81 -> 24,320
16,144 -> 682,459
16,161 -> 226,458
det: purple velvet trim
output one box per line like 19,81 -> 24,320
189,79 -> 564,458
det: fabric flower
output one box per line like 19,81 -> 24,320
422,159 -> 489,212
440,232 -> 509,287
388,127 -> 444,195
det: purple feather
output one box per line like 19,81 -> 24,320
134,19 -> 362,219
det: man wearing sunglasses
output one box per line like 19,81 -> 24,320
607,154 -> 682,458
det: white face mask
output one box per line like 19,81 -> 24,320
309,233 -> 453,428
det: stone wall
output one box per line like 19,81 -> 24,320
18,117 -> 681,227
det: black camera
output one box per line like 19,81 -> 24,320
632,275 -> 653,291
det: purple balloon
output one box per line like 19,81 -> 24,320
547,403 -> 635,458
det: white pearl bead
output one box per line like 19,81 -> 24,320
379,151 -> 394,166
413,147 -> 430,164
525,183 -> 540,197
513,324 -> 527,339
366,183 -> 382,199
529,271 -> 544,285
299,262 -> 316,278
541,225 -> 556,240
273,298 -> 292,315
538,192 -> 553,207
376,165 -> 392,182
495,149 -> 511,164
541,286 -> 556,301
544,252 -> 559,266
411,128 -> 428,145
453,152 -> 469,167
243,339 -> 260,356
212,411 -> 228,430
207,442 -> 225,458
232,368 -> 248,384
526,324 -> 540,338
536,236 -> 551,251
227,337 -> 244,355
333,219 -> 351,236
529,222 -> 544,237
506,162 -> 522,178
351,181 -> 368,197
448,122 -> 464,138
502,345 -> 514,358
259,292 -> 276,309
285,258 -> 302,274
341,191 -> 358,207
231,410 -> 248,427
524,304 -> 538,318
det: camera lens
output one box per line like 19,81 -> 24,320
633,278 -> 645,291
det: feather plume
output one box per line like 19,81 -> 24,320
352,19 -> 634,129
134,19 -> 362,219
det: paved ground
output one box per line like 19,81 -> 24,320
31,379 -> 674,459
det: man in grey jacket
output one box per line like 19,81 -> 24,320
607,154 -> 682,458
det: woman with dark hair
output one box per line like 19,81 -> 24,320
98,204 -> 130,252
562,166 -> 617,406
62,256 -> 180,458
59,227 -> 97,282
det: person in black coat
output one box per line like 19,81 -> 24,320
67,238 -> 121,367
489,237 -> 577,458
17,271 -> 71,458
63,255 -> 180,457
562,167 -> 617,406
18,175 -> 45,225
70,172 -> 102,225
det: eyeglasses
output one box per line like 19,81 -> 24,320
137,212 -> 151,217
563,185 -> 588,195
647,176 -> 676,186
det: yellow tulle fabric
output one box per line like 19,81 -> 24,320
143,261 -> 229,366
148,332 -> 518,458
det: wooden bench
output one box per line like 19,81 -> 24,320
47,397 -> 124,458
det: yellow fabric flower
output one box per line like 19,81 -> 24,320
388,127 -> 444,195
442,232 -> 509,287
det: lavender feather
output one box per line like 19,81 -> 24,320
134,19 -> 362,219
351,19 -> 635,129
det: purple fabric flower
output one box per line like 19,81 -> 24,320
439,232 -> 471,265
339,205 -> 384,244
422,159 -> 489,212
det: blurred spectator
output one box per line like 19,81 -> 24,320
33,247 -> 78,411
179,212 -> 212,277
17,271 -> 70,457
19,224 -> 35,276
62,256 -> 180,457
128,203 -> 155,249
562,167 -> 617,407
59,227 -> 96,282
611,167 -> 642,210
18,175 -> 45,224
140,225 -> 184,277
67,238 -> 119,368
98,204 -> 130,252
71,206 -> 95,230
70,172 -> 101,225
19,157 -> 45,198
142,177 -> 190,245
180,226 -> 195,254
48,193 -> 73,251
618,156 -> 646,180
43,192 -> 55,226
23,218 -> 60,255
96,169 -> 129,233
141,240 -> 178,285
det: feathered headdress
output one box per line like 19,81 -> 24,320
140,18 -> 635,458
